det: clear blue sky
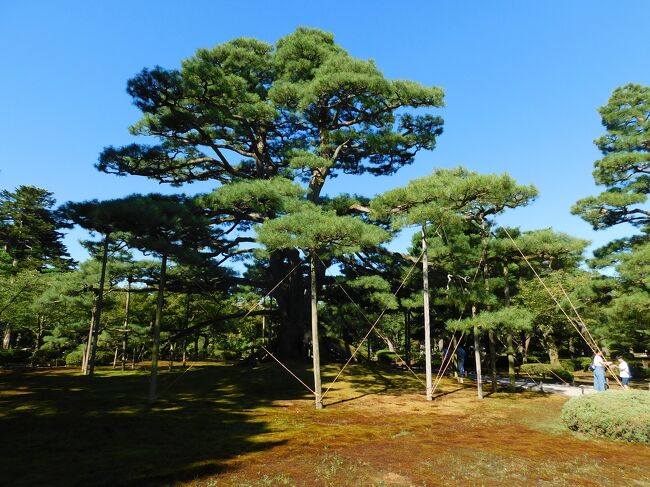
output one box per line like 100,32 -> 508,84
1,1 -> 648,263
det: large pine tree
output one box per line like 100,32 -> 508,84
96,28 -> 445,358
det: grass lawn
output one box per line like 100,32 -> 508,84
1,362 -> 649,486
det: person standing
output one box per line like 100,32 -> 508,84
592,351 -> 611,392
614,355 -> 631,390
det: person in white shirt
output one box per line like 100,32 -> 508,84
592,351 -> 611,392
614,355 -> 631,390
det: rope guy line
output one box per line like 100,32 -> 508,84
501,227 -> 623,388
321,248 -> 426,400
557,282 -> 623,388
318,254 -> 425,388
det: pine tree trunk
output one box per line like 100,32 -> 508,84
182,293 -> 190,368
404,310 -> 411,367
422,224 -> 433,401
121,278 -> 131,371
271,249 -> 309,359
503,263 -> 515,391
82,305 -> 96,375
112,347 -> 118,368
507,332 -> 516,392
148,253 -> 167,406
522,332 -> 531,363
473,305 -> 483,400
488,329 -> 497,392
2,326 -> 12,349
88,234 -> 110,377
309,251 -> 323,409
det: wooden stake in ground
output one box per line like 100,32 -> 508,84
422,224 -> 433,401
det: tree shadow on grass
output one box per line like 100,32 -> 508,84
0,363 -> 313,486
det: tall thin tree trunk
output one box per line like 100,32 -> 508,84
2,326 -> 12,349
404,310 -> 411,367
488,329 -> 497,392
422,224 -> 433,401
88,234 -> 110,377
121,278 -> 131,371
182,293 -> 190,367
112,347 -> 118,368
82,304 -> 96,375
473,305 -> 483,400
148,253 -> 167,406
507,333 -> 516,391
309,251 -> 323,409
522,332 -> 531,363
503,263 -> 515,391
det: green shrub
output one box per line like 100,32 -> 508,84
65,350 -> 113,367
574,356 -> 593,372
0,348 -> 31,365
31,348 -> 63,366
628,360 -> 650,379
559,359 -> 575,372
519,363 -> 573,383
561,390 -> 650,443
376,349 -> 398,364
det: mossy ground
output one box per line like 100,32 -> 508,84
1,362 -> 649,486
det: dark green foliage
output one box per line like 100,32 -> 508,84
574,357 -> 594,372
559,359 -> 575,372
375,349 -> 398,364
0,185 -> 74,273
573,84 -> 650,230
0,348 -> 31,365
65,350 -> 112,367
562,390 -> 650,443
519,363 -> 573,382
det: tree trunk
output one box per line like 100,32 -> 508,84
473,305 -> 483,400
404,310 -> 411,367
182,293 -> 190,367
503,263 -> 515,391
112,346 -> 118,368
271,249 -> 309,359
82,305 -> 96,375
488,329 -> 498,392
121,278 -> 131,371
422,224 -> 433,401
309,251 -> 323,409
88,233 -> 110,377
541,328 -> 560,366
507,332 -> 516,392
522,332 -> 531,363
2,326 -> 12,349
148,253 -> 167,406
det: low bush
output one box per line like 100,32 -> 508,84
376,349 -> 398,364
574,356 -> 593,372
628,360 -> 650,379
561,390 -> 650,443
65,350 -> 113,367
559,359 -> 575,372
0,348 -> 31,365
519,363 -> 573,383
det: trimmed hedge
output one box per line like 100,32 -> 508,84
519,363 -> 573,383
561,390 -> 650,443
376,349 -> 398,364
65,350 -> 113,367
